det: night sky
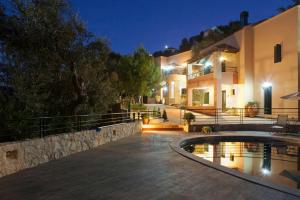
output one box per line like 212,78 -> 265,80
70,0 -> 290,54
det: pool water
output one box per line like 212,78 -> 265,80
182,138 -> 300,190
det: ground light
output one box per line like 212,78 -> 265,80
261,168 -> 271,176
262,82 -> 272,88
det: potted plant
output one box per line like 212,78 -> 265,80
245,102 -> 259,117
183,112 -> 195,125
162,110 -> 168,122
202,126 -> 212,134
141,113 -> 150,124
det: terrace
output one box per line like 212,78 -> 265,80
0,131 -> 299,200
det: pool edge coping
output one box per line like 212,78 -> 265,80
170,133 -> 300,198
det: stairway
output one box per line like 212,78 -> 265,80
142,124 -> 184,132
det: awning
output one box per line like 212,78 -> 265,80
281,92 -> 300,100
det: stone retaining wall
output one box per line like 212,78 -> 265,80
0,122 -> 141,178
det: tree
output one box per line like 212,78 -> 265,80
179,38 -> 191,52
117,46 -> 161,102
0,0 -> 117,137
278,0 -> 300,12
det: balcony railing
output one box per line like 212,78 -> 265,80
188,68 -> 214,80
162,68 -> 186,76
222,66 -> 237,73
188,66 -> 237,80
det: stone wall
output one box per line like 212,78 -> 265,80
0,122 -> 141,178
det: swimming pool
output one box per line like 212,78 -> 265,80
179,135 -> 300,195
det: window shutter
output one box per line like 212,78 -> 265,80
274,44 -> 282,63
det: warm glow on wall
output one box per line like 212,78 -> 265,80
204,61 -> 212,68
219,56 -> 226,62
161,65 -> 174,71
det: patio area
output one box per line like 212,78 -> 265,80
0,131 -> 298,200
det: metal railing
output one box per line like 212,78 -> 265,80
162,68 -> 186,76
187,68 -> 214,80
0,110 -> 160,143
181,108 -> 300,125
188,66 -> 238,80
222,66 -> 237,73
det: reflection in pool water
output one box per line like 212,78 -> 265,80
183,140 -> 300,190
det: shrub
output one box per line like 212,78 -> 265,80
183,112 -> 195,125
131,104 -> 147,111
162,110 -> 168,121
202,126 -> 212,134
141,113 -> 150,124
157,107 -> 161,117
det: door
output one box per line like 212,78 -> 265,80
222,90 -> 226,112
264,87 -> 272,114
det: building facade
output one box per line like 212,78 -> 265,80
155,7 -> 300,116
155,50 -> 192,105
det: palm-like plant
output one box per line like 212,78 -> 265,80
278,0 -> 300,13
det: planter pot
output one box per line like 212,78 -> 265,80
142,118 -> 150,125
245,105 -> 258,118
183,125 -> 189,133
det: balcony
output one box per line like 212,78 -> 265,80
188,66 -> 237,80
188,68 -> 213,80
162,68 -> 186,77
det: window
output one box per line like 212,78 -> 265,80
231,89 -> 235,96
204,92 -> 209,104
264,86 -> 272,114
204,144 -> 209,152
221,61 -> 226,72
274,44 -> 282,63
170,81 -> 175,98
230,153 -> 235,161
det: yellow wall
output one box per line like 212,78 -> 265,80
253,7 -> 299,109
165,74 -> 186,105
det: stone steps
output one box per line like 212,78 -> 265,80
142,124 -> 184,132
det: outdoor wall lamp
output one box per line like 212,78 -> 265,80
262,82 -> 272,88
219,56 -> 226,62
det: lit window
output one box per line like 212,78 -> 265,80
170,81 -> 175,98
204,92 -> 209,104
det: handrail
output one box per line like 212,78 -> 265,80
0,110 -> 162,143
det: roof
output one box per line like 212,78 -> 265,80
189,43 -> 239,63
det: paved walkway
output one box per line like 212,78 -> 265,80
0,131 -> 298,200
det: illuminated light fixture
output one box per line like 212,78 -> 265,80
204,61 -> 212,68
262,82 -> 272,88
262,168 -> 270,175
161,65 -> 175,71
163,86 -> 168,91
219,57 -> 226,62
165,45 -> 169,49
